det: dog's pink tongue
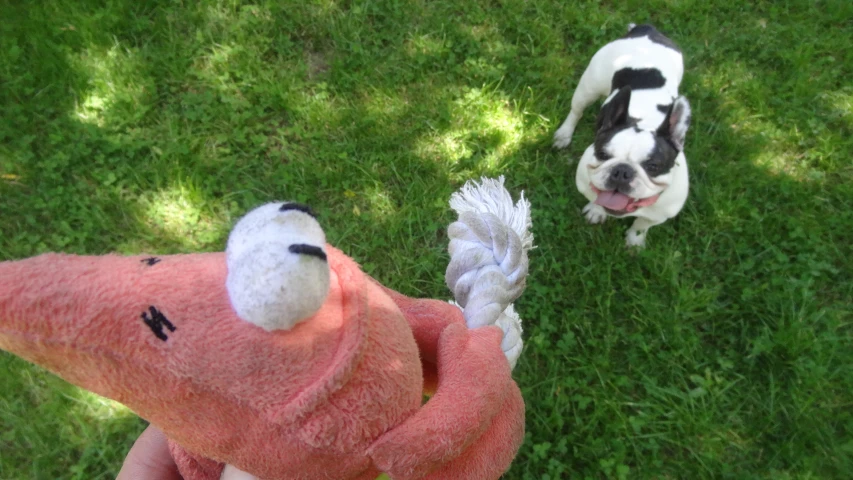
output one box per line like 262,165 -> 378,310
595,191 -> 631,211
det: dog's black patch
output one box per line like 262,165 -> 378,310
593,141 -> 613,161
593,124 -> 632,161
593,123 -> 645,161
657,104 -> 672,114
611,68 -> 666,92
656,99 -> 692,151
596,87 -> 633,132
141,306 -> 176,341
279,202 -> 316,218
141,257 -> 161,266
594,88 -> 638,161
623,24 -> 682,52
641,135 -> 679,177
289,244 -> 327,262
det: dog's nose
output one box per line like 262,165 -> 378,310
607,164 -> 636,187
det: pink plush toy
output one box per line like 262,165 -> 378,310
0,177 -> 533,480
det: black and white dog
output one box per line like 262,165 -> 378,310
553,24 -> 691,248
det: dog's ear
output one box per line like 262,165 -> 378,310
657,96 -> 691,151
596,87 -> 632,132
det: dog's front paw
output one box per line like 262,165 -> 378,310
582,202 -> 608,224
625,228 -> 648,248
552,126 -> 574,149
554,129 -> 572,149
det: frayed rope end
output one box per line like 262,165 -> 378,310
449,176 -> 534,252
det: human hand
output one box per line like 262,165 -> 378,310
117,425 -> 260,480
116,424 -> 182,480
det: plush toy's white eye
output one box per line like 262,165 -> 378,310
226,202 -> 330,331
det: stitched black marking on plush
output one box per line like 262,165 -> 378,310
141,257 -> 161,266
289,244 -> 327,262
279,202 -> 316,218
141,306 -> 176,341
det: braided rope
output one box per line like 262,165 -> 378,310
445,176 -> 533,368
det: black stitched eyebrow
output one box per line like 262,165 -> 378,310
141,257 -> 161,266
289,244 -> 327,261
279,202 -> 316,218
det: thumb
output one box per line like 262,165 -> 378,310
116,424 -> 182,480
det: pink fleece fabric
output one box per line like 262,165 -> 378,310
0,247 -> 524,479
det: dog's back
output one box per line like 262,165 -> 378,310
594,25 -> 683,95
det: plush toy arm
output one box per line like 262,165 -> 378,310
368,281 -> 464,393
418,380 -> 524,480
366,323 -> 524,480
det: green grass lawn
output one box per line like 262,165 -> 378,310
2,0 -> 852,478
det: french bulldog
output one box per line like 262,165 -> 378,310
553,24 -> 691,248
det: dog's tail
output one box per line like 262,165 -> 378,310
627,22 -> 637,32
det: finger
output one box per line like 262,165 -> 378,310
116,424 -> 182,480
221,464 -> 259,480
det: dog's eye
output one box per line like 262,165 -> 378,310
643,161 -> 661,176
594,145 -> 612,161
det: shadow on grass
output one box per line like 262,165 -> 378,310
0,0 -> 552,290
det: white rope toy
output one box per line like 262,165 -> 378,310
445,176 -> 534,369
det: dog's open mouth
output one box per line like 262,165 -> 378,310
591,184 -> 660,214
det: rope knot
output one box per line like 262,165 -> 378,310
445,176 -> 534,369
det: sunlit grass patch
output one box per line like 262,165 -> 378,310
404,32 -> 449,58
362,184 -> 397,218
414,86 -> 525,176
697,60 -> 844,182
360,87 -> 411,121
71,43 -> 150,126
820,88 -> 853,120
67,390 -> 135,422
133,184 -> 229,251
